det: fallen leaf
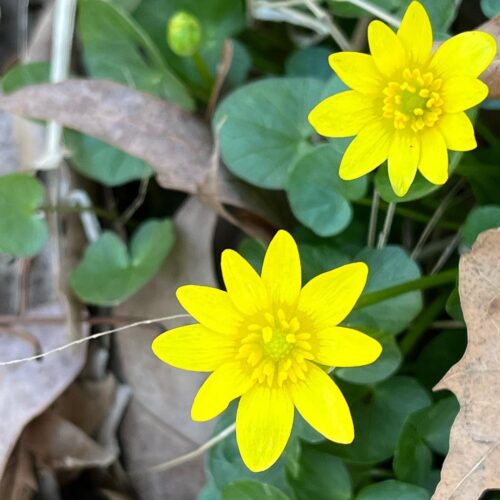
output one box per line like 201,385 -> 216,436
0,79 -> 289,236
115,196 -> 217,500
478,14 -> 500,99
433,228 -> 500,500
0,442 -> 36,500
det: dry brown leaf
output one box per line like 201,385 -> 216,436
0,80 -> 289,236
478,15 -> 500,99
0,442 -> 36,500
433,228 -> 500,500
115,196 -> 216,500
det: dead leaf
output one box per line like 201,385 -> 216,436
0,79 -> 289,236
115,196 -> 217,500
0,442 -> 36,500
433,228 -> 500,500
478,15 -> 500,99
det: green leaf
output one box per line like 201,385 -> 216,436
462,205 -> 500,247
237,238 -> 266,274
0,174 -> 48,257
222,481 -> 289,500
347,246 -> 422,335
287,143 -> 368,237
445,287 -> 463,323
412,329 -> 466,391
375,151 -> 462,204
294,412 -> 324,444
286,47 -> 333,81
398,0 -> 458,32
393,397 -> 459,487
328,0 -> 402,18
64,129 -> 152,186
70,218 -> 174,305
215,77 -> 323,189
356,480 -> 430,500
2,62 -> 50,94
78,0 -> 193,109
287,447 -> 352,500
327,376 -> 431,464
482,0 -> 500,17
336,334 -> 402,384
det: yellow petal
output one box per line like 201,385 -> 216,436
236,385 -> 294,472
191,362 -> 253,421
438,112 -> 477,152
397,1 -> 432,67
176,285 -> 243,335
329,52 -> 383,94
152,324 -> 236,372
298,262 -> 368,330
221,249 -> 268,316
339,122 -> 393,180
388,132 -> 420,197
431,31 -> 497,79
442,77 -> 489,113
368,20 -> 406,77
308,91 -> 375,138
290,363 -> 354,443
418,127 -> 449,185
315,327 -> 382,367
261,230 -> 301,309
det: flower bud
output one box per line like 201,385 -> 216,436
167,11 -> 202,57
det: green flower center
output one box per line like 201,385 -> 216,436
382,68 -> 444,133
263,330 -> 294,360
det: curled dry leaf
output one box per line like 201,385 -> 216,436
434,229 -> 500,500
0,80 -> 289,237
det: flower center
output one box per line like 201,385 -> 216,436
382,68 -> 444,133
236,309 -> 314,387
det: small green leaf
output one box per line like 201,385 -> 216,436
215,77 -> 323,189
412,329 -> 466,391
462,205 -> 500,247
348,246 -> 422,335
336,334 -> 402,384
64,130 -> 152,186
287,446 -> 352,500
398,0 -> 458,32
287,143 -> 368,237
0,174 -> 48,257
482,0 -> 500,17
222,480 -> 289,500
286,47 -> 333,81
78,0 -> 193,109
445,287 -> 464,323
2,62 -> 50,94
357,480 -> 430,500
327,376 -> 431,464
70,219 -> 174,306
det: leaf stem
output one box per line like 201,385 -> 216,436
376,201 -> 395,248
40,203 -> 115,220
339,0 -> 401,27
367,188 -> 379,248
192,51 -> 214,90
355,268 -> 457,309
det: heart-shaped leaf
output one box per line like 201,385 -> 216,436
0,174 -> 48,257
70,218 -> 175,305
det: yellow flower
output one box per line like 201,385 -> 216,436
308,1 -> 497,197
152,230 -> 381,472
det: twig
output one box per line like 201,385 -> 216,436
410,180 -> 463,260
118,177 -> 150,225
339,0 -> 400,27
134,423 -> 236,474
0,314 -> 190,367
367,188 -> 379,248
377,202 -> 396,249
66,190 -> 101,242
17,0 -> 30,61
431,231 -> 461,275
206,40 -> 234,120
351,16 -> 370,51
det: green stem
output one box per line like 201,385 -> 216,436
399,292 -> 449,355
192,51 -> 214,89
355,268 -> 457,310
354,198 -> 460,231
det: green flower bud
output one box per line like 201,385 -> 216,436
167,11 -> 202,57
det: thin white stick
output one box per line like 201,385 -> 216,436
0,314 -> 190,367
377,202 -> 396,249
340,0 -> 401,27
135,423 -> 236,474
367,189 -> 379,248
35,0 -> 77,170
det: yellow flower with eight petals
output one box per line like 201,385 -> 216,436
309,1 -> 497,197
152,230 -> 381,472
